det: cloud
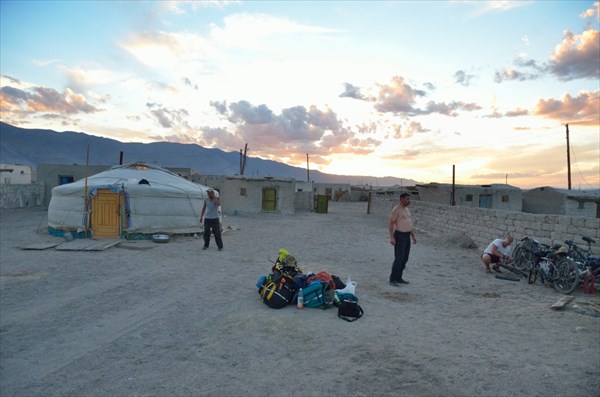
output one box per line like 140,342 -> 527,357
183,77 -> 198,90
484,105 -> 528,118
513,58 -> 545,70
227,101 -> 274,125
146,103 -> 189,128
532,90 -> 599,126
160,0 -> 241,14
373,76 -> 426,114
122,30 -> 215,71
391,120 -> 431,139
196,100 -> 379,165
425,101 -> 482,116
347,76 -> 482,117
339,82 -> 367,100
355,121 -> 379,134
498,90 -> 598,124
469,0 -> 533,17
494,67 -> 540,82
579,2 -> 599,20
209,12 -> 343,50
1,74 -> 21,85
548,29 -> 600,81
505,108 -> 529,117
197,126 -> 241,148
0,85 -> 100,115
454,70 -> 475,86
496,27 -> 599,83
209,100 -> 228,115
61,66 -> 124,92
404,121 -> 430,138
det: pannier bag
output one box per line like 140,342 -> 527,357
338,299 -> 364,322
302,281 -> 334,308
305,271 -> 336,291
259,275 -> 296,309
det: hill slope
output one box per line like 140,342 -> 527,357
0,122 -> 416,186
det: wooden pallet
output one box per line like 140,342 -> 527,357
55,239 -> 122,251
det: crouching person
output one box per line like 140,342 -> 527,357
481,235 -> 513,273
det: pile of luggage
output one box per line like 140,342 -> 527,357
256,249 -> 363,322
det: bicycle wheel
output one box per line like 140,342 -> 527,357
512,245 -> 524,269
553,258 -> 579,295
519,249 -> 536,272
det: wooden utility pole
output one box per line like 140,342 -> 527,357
84,144 -> 90,238
451,165 -> 456,206
306,153 -> 310,182
566,124 -> 572,190
239,143 -> 248,175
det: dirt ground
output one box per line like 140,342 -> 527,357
1,202 -> 599,397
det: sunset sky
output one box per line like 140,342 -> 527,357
1,1 -> 598,189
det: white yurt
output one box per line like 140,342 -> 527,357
48,162 -> 212,239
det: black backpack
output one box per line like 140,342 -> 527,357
259,274 -> 296,309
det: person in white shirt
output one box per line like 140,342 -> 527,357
200,189 -> 223,251
481,236 -> 513,273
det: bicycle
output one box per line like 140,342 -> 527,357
512,237 -> 551,272
524,243 -> 579,295
560,237 -> 600,294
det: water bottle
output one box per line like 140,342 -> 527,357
297,288 -> 304,309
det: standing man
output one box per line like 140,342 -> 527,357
388,193 -> 417,286
200,189 -> 223,251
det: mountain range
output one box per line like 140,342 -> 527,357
0,122 -> 417,186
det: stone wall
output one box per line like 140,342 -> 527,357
0,183 -> 45,209
372,196 -> 600,254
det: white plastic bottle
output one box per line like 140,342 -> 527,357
297,288 -> 304,309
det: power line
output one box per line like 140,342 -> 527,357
570,142 -> 598,189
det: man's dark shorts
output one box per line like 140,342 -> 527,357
482,253 -> 499,264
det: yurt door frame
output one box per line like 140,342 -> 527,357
91,189 -> 120,238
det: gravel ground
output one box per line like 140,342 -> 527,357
1,202 -> 599,397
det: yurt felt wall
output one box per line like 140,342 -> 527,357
48,163 -> 211,236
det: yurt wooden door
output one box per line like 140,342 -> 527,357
91,189 -> 120,238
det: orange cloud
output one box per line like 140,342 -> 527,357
533,90 -> 599,126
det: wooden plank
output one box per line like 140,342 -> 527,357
91,240 -> 122,251
21,243 -> 60,250
550,295 -> 575,310
585,302 -> 600,313
55,239 -> 122,251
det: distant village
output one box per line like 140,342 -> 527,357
1,162 -> 598,219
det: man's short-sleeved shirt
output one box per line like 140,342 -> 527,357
484,238 -> 511,256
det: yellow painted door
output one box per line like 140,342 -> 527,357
262,188 -> 277,212
91,189 -> 120,238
